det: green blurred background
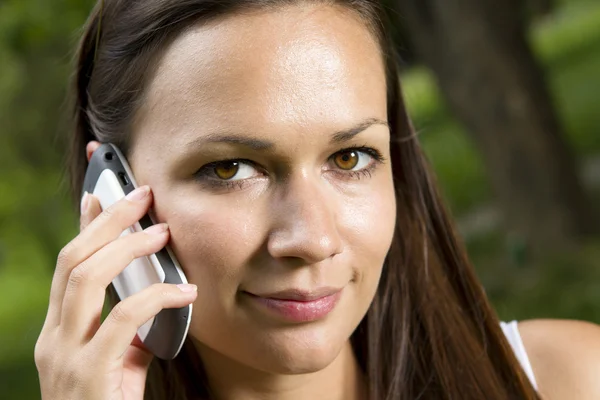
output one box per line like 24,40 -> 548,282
1,0 -> 599,397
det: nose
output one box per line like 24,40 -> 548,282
267,174 -> 343,264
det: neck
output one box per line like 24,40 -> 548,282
192,340 -> 367,400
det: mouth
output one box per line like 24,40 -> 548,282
248,287 -> 342,301
243,287 -> 343,323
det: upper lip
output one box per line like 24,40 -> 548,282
247,287 -> 342,301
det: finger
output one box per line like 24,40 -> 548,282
42,190 -> 101,336
46,186 -> 152,329
86,141 -> 101,162
60,223 -> 170,342
79,192 -> 103,232
90,283 -> 197,360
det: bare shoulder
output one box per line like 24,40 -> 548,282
517,319 -> 600,400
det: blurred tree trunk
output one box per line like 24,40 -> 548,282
392,0 -> 597,253
527,0 -> 555,18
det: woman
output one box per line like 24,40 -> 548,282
34,0 -> 600,399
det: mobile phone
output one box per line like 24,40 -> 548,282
82,143 -> 192,360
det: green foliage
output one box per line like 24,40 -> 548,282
0,1 -> 93,395
472,236 -> 600,323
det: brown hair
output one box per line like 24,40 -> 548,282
69,1 -> 541,399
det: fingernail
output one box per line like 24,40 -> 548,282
144,223 -> 168,235
80,192 -> 90,215
125,186 -> 150,201
177,284 -> 197,293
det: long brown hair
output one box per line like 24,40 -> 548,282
69,1 -> 540,398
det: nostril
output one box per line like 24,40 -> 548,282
267,229 -> 342,264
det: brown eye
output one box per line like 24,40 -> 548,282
333,150 -> 359,170
214,161 -> 239,180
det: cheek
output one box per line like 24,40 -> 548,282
331,176 -> 396,327
343,180 -> 396,323
152,192 -> 262,304
341,177 -> 396,275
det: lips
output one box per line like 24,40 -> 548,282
249,287 -> 342,301
243,287 -> 343,323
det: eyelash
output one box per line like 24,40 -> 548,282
194,145 -> 386,190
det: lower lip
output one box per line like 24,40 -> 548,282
245,291 -> 342,323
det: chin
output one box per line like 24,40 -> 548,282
259,350 -> 342,375
191,306 -> 361,377
248,325 -> 350,375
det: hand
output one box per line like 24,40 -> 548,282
35,186 -> 197,400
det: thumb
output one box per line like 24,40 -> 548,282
121,335 -> 155,388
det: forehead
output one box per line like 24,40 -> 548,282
133,4 -> 387,149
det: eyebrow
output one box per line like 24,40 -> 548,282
185,117 -> 389,151
330,117 -> 389,144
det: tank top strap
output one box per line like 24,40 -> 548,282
500,320 -> 538,390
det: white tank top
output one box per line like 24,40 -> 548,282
500,320 -> 538,390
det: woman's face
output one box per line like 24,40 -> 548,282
129,4 -> 395,375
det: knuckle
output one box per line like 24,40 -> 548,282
34,339 -> 48,370
127,232 -> 158,258
154,283 -> 176,301
67,263 -> 90,289
109,303 -> 132,325
34,330 -> 59,372
123,238 -> 142,262
57,242 -> 77,269
98,202 -> 118,222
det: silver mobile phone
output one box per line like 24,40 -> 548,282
82,143 -> 192,359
